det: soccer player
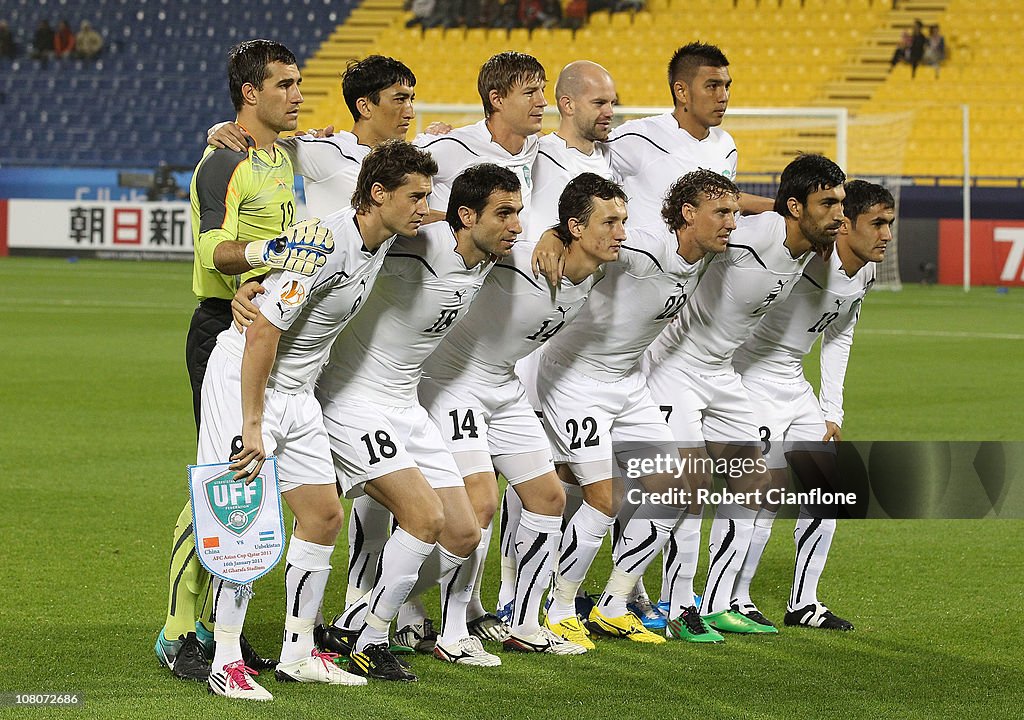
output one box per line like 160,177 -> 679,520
394,50 -> 545,642
525,60 -> 617,243
536,170 -> 737,648
157,39 -> 330,682
416,51 -> 547,224
645,154 -> 847,634
420,173 -> 626,654
210,55 -> 418,218
493,60 -> 618,624
731,179 -> 895,631
316,164 -> 523,676
200,139 -> 436,700
604,42 -> 771,231
587,170 -> 744,644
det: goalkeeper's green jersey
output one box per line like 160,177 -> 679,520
189,144 -> 296,301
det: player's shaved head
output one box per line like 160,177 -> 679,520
555,61 -> 613,101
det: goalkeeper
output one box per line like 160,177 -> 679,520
156,39 -> 332,682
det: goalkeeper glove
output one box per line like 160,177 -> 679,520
244,218 -> 334,276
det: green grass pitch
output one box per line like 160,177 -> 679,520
1,257 -> 1023,719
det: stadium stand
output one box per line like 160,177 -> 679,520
0,0 -> 1018,178
0,0 -> 356,168
297,0 -> 1018,180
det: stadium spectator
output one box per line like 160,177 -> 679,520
923,24 -> 946,77
563,0 -> 588,31
0,21 -> 16,59
519,0 -> 558,29
908,19 -> 926,76
614,0 -> 645,11
407,0 -> 437,27
889,29 -> 911,70
75,20 -> 103,59
31,19 -> 54,62
483,0 -> 520,29
54,19 -> 75,58
434,0 -> 471,27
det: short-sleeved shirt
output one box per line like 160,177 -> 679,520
415,120 -> 539,220
189,144 -> 296,301
316,221 -> 494,407
526,133 -> 615,243
542,223 -> 708,382
424,239 -> 598,385
734,249 -> 875,425
606,113 -> 737,230
652,213 -> 812,374
278,131 -> 369,218
216,207 -> 396,393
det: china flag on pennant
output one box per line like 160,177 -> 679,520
202,537 -> 220,549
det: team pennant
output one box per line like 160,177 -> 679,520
188,459 -> 285,585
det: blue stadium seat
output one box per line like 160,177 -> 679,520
6,0 -> 353,168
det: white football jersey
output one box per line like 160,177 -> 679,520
542,223 -> 707,382
317,221 -> 493,406
734,249 -> 875,425
278,131 -> 369,218
217,207 -> 395,392
424,239 -> 597,384
415,120 -> 538,219
652,212 -> 813,374
606,113 -> 738,229
525,133 -> 615,243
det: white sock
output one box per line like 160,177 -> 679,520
700,503 -> 757,615
346,495 -> 391,605
732,509 -> 776,610
356,527 -> 434,652
497,486 -> 523,609
211,578 -> 250,670
437,546 -> 472,645
397,597 -> 427,630
281,538 -> 333,663
661,508 -> 703,616
511,510 -> 562,636
334,592 -> 369,630
547,501 -> 614,623
600,510 -> 677,617
468,523 -> 492,620
790,510 -> 836,610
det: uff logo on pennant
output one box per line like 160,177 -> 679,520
188,459 -> 285,585
204,470 -> 265,536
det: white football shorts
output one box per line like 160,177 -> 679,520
419,374 -> 555,484
536,353 -> 676,485
740,374 -> 834,469
644,354 -> 762,447
198,344 -> 334,493
317,392 -> 465,498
